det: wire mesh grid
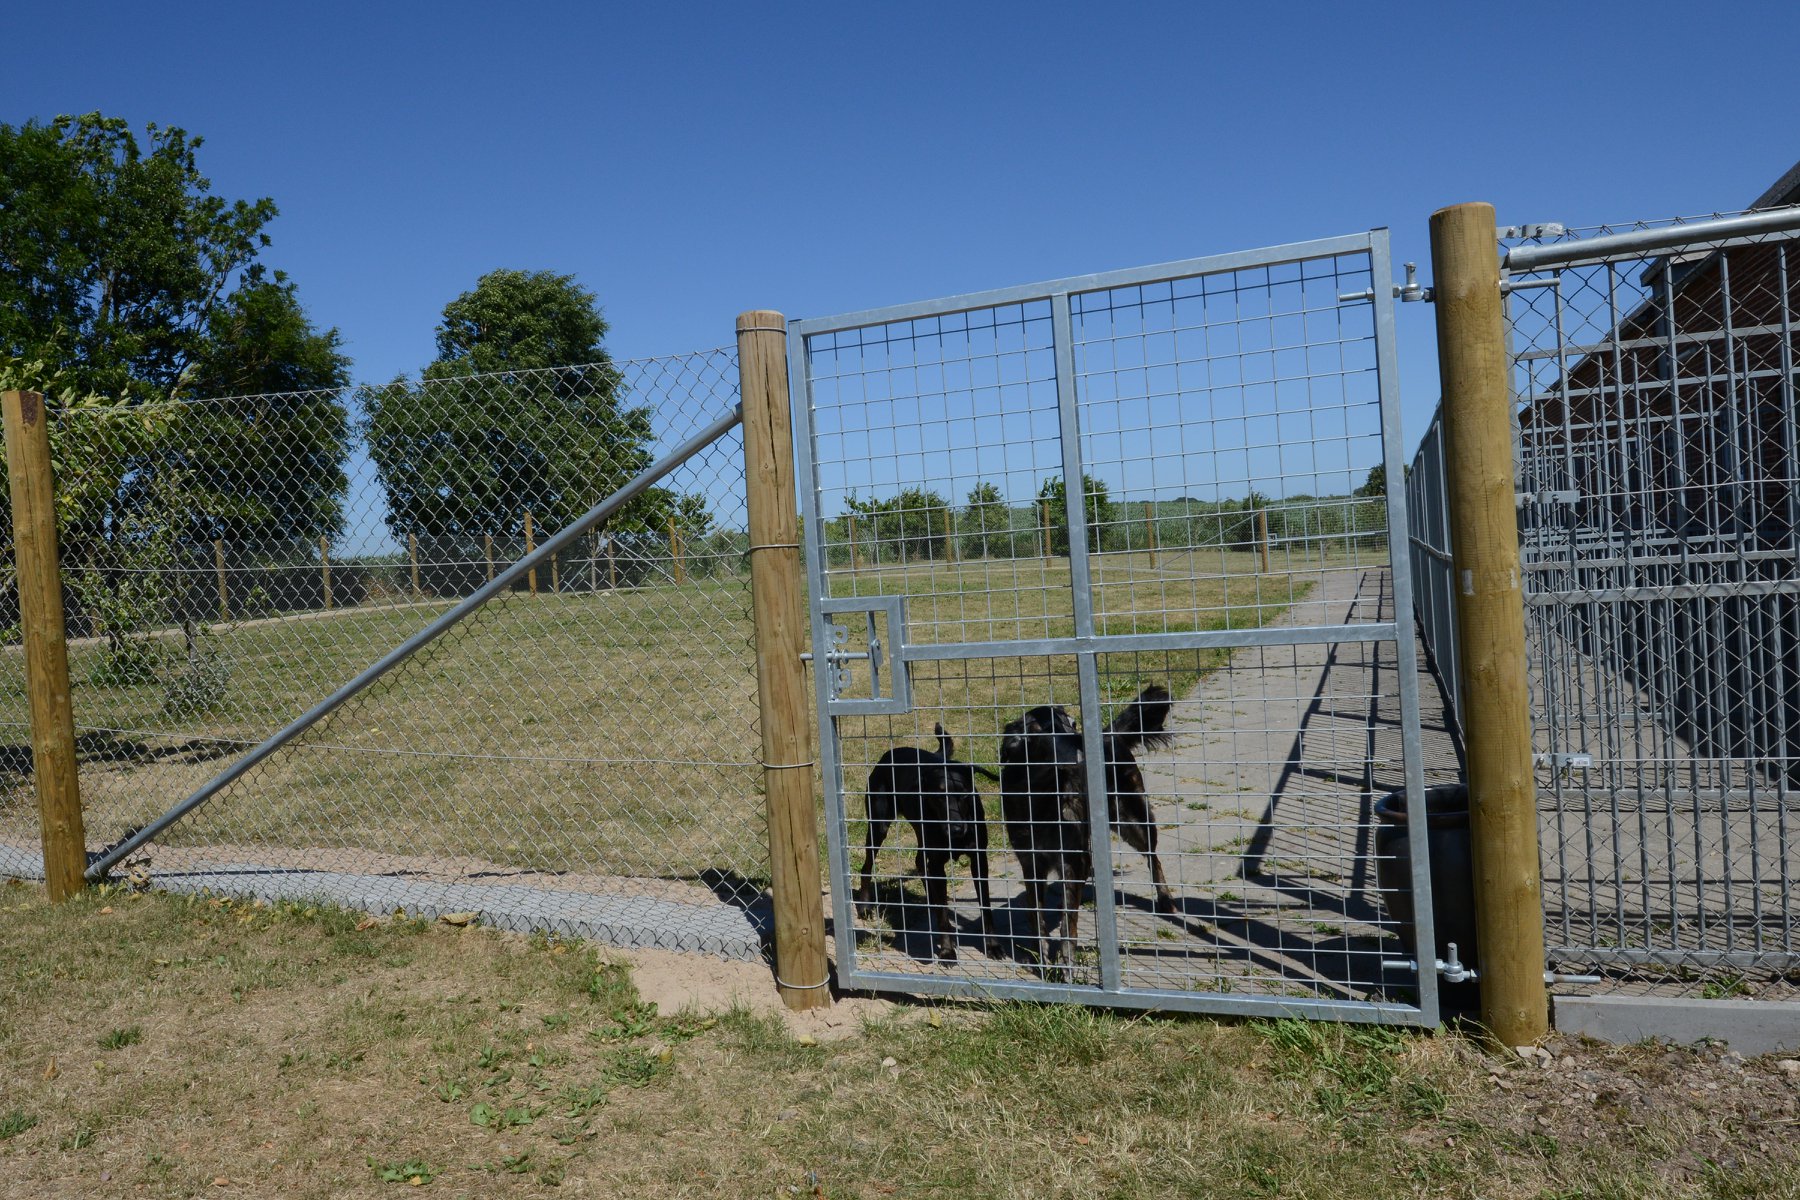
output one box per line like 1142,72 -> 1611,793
0,348 -> 771,956
803,236 -> 1436,1013
1505,214 -> 1800,995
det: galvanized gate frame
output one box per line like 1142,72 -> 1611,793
790,230 -> 1440,1024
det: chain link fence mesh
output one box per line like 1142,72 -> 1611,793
0,348 -> 771,956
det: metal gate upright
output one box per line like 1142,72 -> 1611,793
791,231 -> 1439,1023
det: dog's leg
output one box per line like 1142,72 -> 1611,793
923,850 -> 956,963
856,789 -> 894,916
969,842 -> 1001,959
1116,801 -> 1179,915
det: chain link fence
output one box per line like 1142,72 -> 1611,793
0,348 -> 772,956
1412,207 -> 1800,996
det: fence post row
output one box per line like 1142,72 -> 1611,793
1430,202 -> 1549,1045
2,390 -> 86,901
737,309 -> 831,1011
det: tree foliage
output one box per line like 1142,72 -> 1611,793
363,270 -> 662,543
1038,474 -> 1114,556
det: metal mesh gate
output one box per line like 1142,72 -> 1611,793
793,231 -> 1439,1022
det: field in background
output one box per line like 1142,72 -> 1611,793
0,883 -> 1792,1200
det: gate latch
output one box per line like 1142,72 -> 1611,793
1534,752 -> 1593,772
814,595 -> 912,715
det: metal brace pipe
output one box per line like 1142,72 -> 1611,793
85,404 -> 746,881
1504,205 -> 1800,272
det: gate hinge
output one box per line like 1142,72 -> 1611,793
1338,262 -> 1433,305
1534,751 -> 1593,771
1516,489 -> 1579,507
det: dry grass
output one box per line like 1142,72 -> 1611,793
0,543 -> 1377,884
1,882 -> 1796,1199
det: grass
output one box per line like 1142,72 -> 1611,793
0,541 -> 1380,885
0,882 -> 1795,1199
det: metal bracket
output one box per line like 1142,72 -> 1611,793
1534,751 -> 1593,772
1379,941 -> 1478,983
1498,222 -> 1567,240
1516,489 -> 1579,508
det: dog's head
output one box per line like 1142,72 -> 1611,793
999,705 -> 1084,773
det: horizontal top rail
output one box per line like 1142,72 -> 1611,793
790,230 -> 1380,337
1504,205 -> 1800,272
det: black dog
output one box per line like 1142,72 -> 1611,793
855,725 -> 998,962
999,685 -> 1179,971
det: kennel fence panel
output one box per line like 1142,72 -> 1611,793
1502,210 -> 1800,991
0,350 -> 773,956
794,231 -> 1438,1023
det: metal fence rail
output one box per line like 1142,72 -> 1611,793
1,349 -> 772,956
1411,205 -> 1800,992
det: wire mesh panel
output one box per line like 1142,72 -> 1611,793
795,231 -> 1437,1022
1505,212 -> 1800,993
0,350 -> 769,956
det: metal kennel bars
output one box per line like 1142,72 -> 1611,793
1411,203 -> 1800,990
791,230 -> 1442,1023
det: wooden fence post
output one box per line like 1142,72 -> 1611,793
524,511 -> 537,596
1144,502 -> 1158,567
945,507 -> 957,564
484,533 -> 495,583
737,309 -> 830,1011
607,533 -> 617,589
4,390 -> 86,900
670,516 -> 685,585
408,532 -> 421,600
1256,505 -> 1271,572
1432,200 -> 1548,1045
1040,498 -> 1052,562
588,531 -> 600,593
847,512 -> 859,573
214,539 -> 230,621
319,536 -> 332,611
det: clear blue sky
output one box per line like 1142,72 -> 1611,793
5,1 -> 1795,457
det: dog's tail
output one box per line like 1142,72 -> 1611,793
1104,684 -> 1175,756
972,765 -> 1001,783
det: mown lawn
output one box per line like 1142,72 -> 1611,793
0,882 -> 1794,1199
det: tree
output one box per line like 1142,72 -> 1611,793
363,270 -> 655,546
1355,463 -> 1387,498
961,481 -> 1011,559
1038,474 -> 1114,556
844,487 -> 949,562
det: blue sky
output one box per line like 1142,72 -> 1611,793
5,1 -> 1795,510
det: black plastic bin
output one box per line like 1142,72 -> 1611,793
1373,783 -> 1479,1015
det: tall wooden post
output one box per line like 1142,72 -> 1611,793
738,310 -> 830,1010
408,532 -> 421,600
670,516 -> 685,585
551,549 -> 560,594
945,507 -> 957,564
319,537 -> 332,611
588,531 -> 600,593
1256,505 -> 1271,572
484,533 -> 495,583
213,539 -> 230,621
846,513 -> 859,573
607,534 -> 617,589
1432,201 -> 1547,1045
524,511 -> 537,596
1144,502 -> 1158,567
1040,499 -> 1052,562
4,390 -> 86,900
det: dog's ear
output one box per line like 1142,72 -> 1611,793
999,714 -> 1027,762
935,723 -> 955,762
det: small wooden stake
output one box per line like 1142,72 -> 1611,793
408,531 -> 421,600
738,309 -> 830,1010
3,390 -> 86,900
319,536 -> 332,610
1144,502 -> 1158,567
1432,200 -> 1548,1045
524,511 -> 537,596
214,539 -> 230,620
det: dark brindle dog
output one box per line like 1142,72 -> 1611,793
855,725 -> 999,962
999,684 -> 1179,970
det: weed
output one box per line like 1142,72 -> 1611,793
98,1026 -> 143,1051
0,1110 -> 38,1140
369,1158 -> 436,1185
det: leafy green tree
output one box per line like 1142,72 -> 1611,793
1355,463 -> 1386,498
1038,474 -> 1114,556
961,481 -> 1012,559
363,270 -> 654,544
845,487 -> 949,562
